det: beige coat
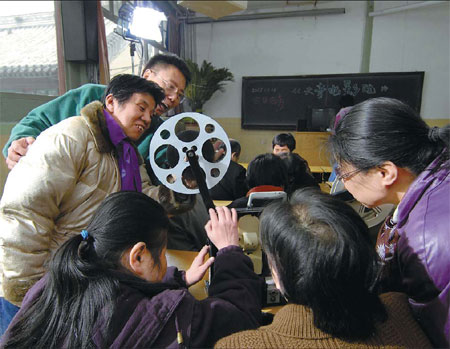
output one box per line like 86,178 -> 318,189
0,101 -> 171,305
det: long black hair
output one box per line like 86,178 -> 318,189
328,97 -> 450,175
260,187 -> 386,340
3,191 -> 169,349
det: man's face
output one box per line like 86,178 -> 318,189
142,65 -> 187,116
273,145 -> 291,155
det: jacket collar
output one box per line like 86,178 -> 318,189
80,101 -> 144,165
80,101 -> 114,153
267,304 -> 331,339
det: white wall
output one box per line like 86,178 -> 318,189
370,1 -> 450,119
194,1 -> 367,117
192,0 -> 449,120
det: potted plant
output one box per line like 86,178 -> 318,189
184,60 -> 234,113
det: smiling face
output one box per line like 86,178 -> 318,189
105,93 -> 156,141
142,65 -> 186,116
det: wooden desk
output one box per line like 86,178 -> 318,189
213,200 -> 232,207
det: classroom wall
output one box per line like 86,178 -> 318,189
192,0 -> 450,162
370,1 -> 450,119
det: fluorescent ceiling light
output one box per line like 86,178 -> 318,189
129,7 -> 166,41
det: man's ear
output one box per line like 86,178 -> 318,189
128,242 -> 147,276
142,69 -> 152,80
378,161 -> 398,187
104,94 -> 115,114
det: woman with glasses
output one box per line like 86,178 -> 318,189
327,97 -> 450,348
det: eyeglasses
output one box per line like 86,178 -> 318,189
335,167 -> 362,181
150,70 -> 186,103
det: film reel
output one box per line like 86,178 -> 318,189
149,112 -> 231,194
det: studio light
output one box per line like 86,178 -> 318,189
115,3 -> 166,42
130,7 -> 166,42
114,3 -> 167,74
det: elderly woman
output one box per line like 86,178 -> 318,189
1,192 -> 262,348
327,97 -> 449,347
217,187 -> 431,348
0,74 -> 190,332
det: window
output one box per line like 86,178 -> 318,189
0,1 -> 58,96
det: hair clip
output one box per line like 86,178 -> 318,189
81,230 -> 89,240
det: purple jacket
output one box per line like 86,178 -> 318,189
394,155 -> 450,347
2,246 -> 263,348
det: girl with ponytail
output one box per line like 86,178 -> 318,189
1,192 -> 262,348
327,97 -> 450,347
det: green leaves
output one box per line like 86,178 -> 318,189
184,60 -> 234,112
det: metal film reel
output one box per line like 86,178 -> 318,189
149,112 -> 231,194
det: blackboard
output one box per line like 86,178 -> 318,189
241,72 -> 424,130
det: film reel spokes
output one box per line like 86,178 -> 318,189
149,112 -> 231,195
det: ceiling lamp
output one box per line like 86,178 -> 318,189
177,1 -> 247,19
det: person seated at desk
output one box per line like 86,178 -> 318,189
216,187 -> 432,348
1,192 -> 263,348
0,75 -> 190,333
228,153 -> 288,209
271,132 -> 296,155
210,139 -> 248,201
328,97 -> 450,348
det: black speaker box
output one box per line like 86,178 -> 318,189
61,1 -> 98,62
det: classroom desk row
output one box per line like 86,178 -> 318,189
166,249 -> 282,314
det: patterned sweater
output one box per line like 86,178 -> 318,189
215,292 -> 431,348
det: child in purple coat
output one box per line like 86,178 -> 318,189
1,192 -> 262,348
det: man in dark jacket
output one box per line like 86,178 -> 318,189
210,139 -> 248,201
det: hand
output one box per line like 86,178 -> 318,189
185,245 -> 215,287
6,137 -> 35,170
204,206 -> 239,250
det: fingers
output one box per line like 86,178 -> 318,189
6,137 -> 35,170
5,158 -> 17,170
194,245 -> 210,263
25,137 -> 35,146
11,138 -> 30,156
208,208 -> 218,226
204,220 -> 212,234
202,256 -> 215,271
231,208 -> 238,224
